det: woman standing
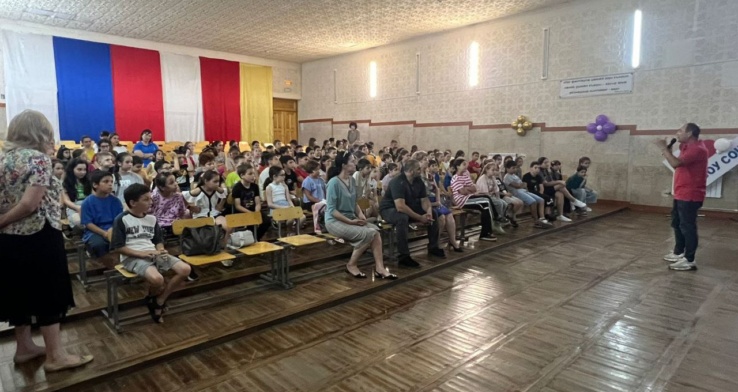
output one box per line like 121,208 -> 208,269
325,151 -> 397,280
0,110 -> 93,371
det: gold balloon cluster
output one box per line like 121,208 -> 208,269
511,115 -> 533,136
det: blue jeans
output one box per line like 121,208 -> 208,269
671,200 -> 702,262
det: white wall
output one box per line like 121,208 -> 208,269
300,0 -> 738,129
299,0 -> 738,209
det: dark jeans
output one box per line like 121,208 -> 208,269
671,200 -> 702,262
381,207 -> 439,256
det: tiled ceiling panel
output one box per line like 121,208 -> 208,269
0,0 -> 574,62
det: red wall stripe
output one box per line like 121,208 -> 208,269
110,45 -> 165,141
199,57 -> 241,142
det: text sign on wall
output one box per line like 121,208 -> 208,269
559,73 -> 634,99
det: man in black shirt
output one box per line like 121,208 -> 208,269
379,159 -> 443,267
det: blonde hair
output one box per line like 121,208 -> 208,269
4,110 -> 54,153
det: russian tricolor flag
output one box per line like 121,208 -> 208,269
1,30 -> 273,143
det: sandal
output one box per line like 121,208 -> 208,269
44,355 -> 94,372
146,296 -> 165,323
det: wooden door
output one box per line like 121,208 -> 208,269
273,98 -> 298,143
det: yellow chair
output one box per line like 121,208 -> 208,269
272,207 -> 326,288
238,141 -> 252,152
225,212 -> 287,286
114,264 -> 138,279
172,217 -> 235,266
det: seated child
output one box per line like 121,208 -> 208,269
493,164 -> 523,227
232,164 -> 272,240
114,152 -> 144,206
503,161 -> 552,229
81,170 -> 124,268
62,158 -> 90,228
111,184 -> 191,324
265,166 -> 305,231
567,166 -> 591,215
576,157 -> 598,206
475,163 -> 510,234
301,161 -> 327,234
131,155 -> 151,188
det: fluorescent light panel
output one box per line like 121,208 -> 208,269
369,61 -> 377,98
632,9 -> 642,69
469,41 -> 479,87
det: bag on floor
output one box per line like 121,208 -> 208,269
227,230 -> 255,250
181,225 -> 225,256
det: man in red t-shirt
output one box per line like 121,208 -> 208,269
656,123 -> 708,271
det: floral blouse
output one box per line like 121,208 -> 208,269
0,148 -> 62,235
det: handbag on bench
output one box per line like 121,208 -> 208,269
180,225 -> 225,256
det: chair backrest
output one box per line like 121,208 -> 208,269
294,188 -> 304,205
272,206 -> 304,222
357,198 -> 371,211
238,141 -> 252,152
225,211 -> 262,229
172,217 -> 215,235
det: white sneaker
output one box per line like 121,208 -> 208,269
572,199 -> 587,209
669,258 -> 697,271
557,215 -> 572,222
585,207 -> 592,212
663,252 -> 684,262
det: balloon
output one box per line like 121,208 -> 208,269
516,128 -> 526,136
603,122 -> 616,134
511,121 -> 519,129
586,123 -> 598,134
715,138 -> 732,153
523,121 -> 532,130
596,125 -> 603,131
595,114 -> 609,125
594,130 -> 608,141
517,115 -> 526,122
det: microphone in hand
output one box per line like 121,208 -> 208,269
667,138 -> 677,149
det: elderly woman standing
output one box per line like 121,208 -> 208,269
326,151 -> 397,280
0,110 -> 93,372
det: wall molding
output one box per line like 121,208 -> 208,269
299,118 -> 738,136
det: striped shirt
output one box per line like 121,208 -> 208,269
450,173 -> 474,206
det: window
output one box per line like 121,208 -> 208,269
632,10 -> 642,69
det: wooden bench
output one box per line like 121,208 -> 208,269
172,217 -> 236,267
225,212 -> 285,287
102,264 -> 139,332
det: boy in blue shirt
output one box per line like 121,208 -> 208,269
82,170 -> 124,268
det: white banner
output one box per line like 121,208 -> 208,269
160,52 -> 205,143
559,73 -> 633,99
1,30 -> 60,141
663,136 -> 738,198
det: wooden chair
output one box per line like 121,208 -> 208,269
225,212 -> 286,287
102,264 -> 140,332
172,217 -> 235,267
271,207 -> 326,288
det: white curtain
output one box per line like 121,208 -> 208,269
1,30 -> 60,141
160,52 -> 205,142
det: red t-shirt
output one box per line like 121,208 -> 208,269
674,140 -> 708,202
468,160 -> 481,174
294,167 -> 309,186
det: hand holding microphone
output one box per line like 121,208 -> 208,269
654,137 -> 677,153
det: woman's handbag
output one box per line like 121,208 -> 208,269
180,225 -> 225,256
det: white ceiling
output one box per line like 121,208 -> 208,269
0,0 -> 574,63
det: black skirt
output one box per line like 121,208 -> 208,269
0,222 -> 75,323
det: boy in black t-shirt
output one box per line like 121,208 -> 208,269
522,162 -> 555,220
231,164 -> 271,240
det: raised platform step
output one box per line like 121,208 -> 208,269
0,205 -> 625,392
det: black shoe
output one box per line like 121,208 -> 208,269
479,234 -> 498,242
345,267 -> 367,279
398,255 -> 421,268
509,219 -> 518,228
449,244 -> 464,253
374,269 -> 398,280
428,247 -> 446,258
187,267 -> 200,282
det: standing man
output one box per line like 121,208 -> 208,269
379,159 -> 444,268
656,123 -> 708,271
347,122 -> 360,145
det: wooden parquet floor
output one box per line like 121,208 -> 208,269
3,208 -> 738,392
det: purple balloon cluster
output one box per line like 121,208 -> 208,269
587,115 -> 617,142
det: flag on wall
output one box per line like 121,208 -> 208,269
1,30 -> 273,143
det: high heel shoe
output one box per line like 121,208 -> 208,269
449,244 -> 464,253
345,267 -> 367,279
374,269 -> 398,280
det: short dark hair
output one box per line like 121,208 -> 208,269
132,155 -> 143,166
90,169 -> 113,185
295,152 -> 308,161
237,163 -> 254,176
504,160 -> 518,170
279,155 -> 294,165
578,156 -> 591,164
685,123 -> 701,138
100,131 -> 110,138
529,162 -> 539,168
349,121 -> 357,128
124,183 -> 151,208
576,166 -> 588,172
387,163 -> 398,172
139,129 -> 152,140
304,160 -> 320,172
154,160 -> 169,172
80,135 -> 91,142
492,154 -> 502,160
356,158 -> 371,170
